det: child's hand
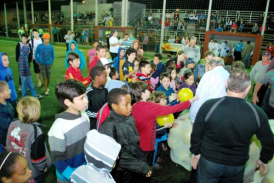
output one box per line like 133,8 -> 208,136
44,168 -> 48,172
146,170 -> 152,177
164,121 -> 173,128
189,95 -> 199,103
172,122 -> 179,128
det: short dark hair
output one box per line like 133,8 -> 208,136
160,72 -> 170,81
129,81 -> 148,104
0,151 -> 22,179
139,59 -> 150,71
96,44 -> 106,52
166,54 -> 172,59
90,66 -> 105,80
154,53 -> 162,60
126,48 -> 137,57
33,29 -> 38,33
184,71 -> 194,80
247,41 -> 250,44
124,33 -> 128,36
21,34 -> 28,39
93,39 -> 99,44
150,91 -> 166,103
166,60 -> 175,67
166,66 -> 175,76
109,67 -> 117,79
67,52 -> 80,64
55,79 -> 86,109
205,51 -> 215,57
108,88 -> 129,109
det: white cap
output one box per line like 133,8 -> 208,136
96,58 -> 114,66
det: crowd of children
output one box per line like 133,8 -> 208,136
1,32 -> 248,183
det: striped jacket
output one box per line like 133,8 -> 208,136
48,111 -> 90,181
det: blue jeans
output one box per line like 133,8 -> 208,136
20,76 -> 37,97
239,25 -> 244,32
243,54 -> 251,68
197,156 -> 245,183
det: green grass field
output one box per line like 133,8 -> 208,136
0,37 -> 194,183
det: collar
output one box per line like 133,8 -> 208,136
262,60 -> 270,66
110,110 -> 129,122
90,82 -> 104,90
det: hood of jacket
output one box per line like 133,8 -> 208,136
84,130 -> 121,173
0,52 -> 6,70
65,41 -> 85,70
106,80 -> 129,92
117,47 -> 126,60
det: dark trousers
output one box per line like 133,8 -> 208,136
267,105 -> 274,119
66,43 -> 69,51
89,118 -> 97,130
234,51 -> 242,61
110,52 -> 118,60
253,83 -> 268,107
143,44 -> 148,52
262,87 -> 271,112
33,173 -> 46,183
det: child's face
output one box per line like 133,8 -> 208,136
105,52 -> 110,59
67,93 -> 88,114
142,89 -> 150,101
171,70 -> 176,80
93,42 -> 99,48
9,156 -> 32,183
127,52 -> 136,62
70,43 -> 76,52
0,84 -> 11,100
113,94 -> 132,116
120,50 -> 125,58
98,71 -> 107,85
159,98 -> 167,106
69,58 -> 80,69
2,55 -> 9,68
178,53 -> 185,61
160,77 -> 170,89
43,38 -> 50,45
97,48 -> 106,58
105,65 -> 111,76
133,61 -> 139,72
187,63 -> 195,69
153,56 -> 161,65
21,37 -> 28,44
142,64 -> 151,75
133,42 -> 138,50
112,71 -> 119,80
185,75 -> 194,86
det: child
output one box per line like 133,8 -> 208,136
122,48 -> 137,82
166,66 -> 177,92
35,33 -> 55,96
179,58 -> 195,80
65,52 -> 91,86
88,44 -> 106,71
17,34 -> 43,99
156,72 -> 177,104
99,88 -> 152,182
130,81 -> 198,166
15,33 -> 32,90
0,151 -> 33,183
0,53 -> 18,115
0,81 -> 14,146
166,54 -> 172,61
105,49 -> 113,63
136,58 -> 153,92
178,72 -> 196,95
86,66 -> 108,130
113,47 -> 126,79
132,39 -> 143,60
151,53 -> 165,88
48,79 -> 90,182
65,41 -> 85,70
86,39 -> 99,67
70,130 -> 121,183
97,58 -> 114,86
150,63 -> 159,89
109,67 -> 119,80
6,97 -> 51,182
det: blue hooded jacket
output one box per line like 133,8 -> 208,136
0,53 -> 17,102
65,41 -> 85,70
105,80 -> 129,92
112,47 -> 126,74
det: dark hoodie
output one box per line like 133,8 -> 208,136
65,41 -> 85,70
112,47 -> 126,75
0,53 -> 17,102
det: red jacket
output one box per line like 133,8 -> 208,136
88,56 -> 100,72
136,72 -> 153,92
65,65 -> 91,85
266,46 -> 274,57
132,101 -> 190,151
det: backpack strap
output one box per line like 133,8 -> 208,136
245,101 -> 260,128
32,124 -> 37,139
205,97 -> 225,122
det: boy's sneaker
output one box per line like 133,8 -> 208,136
156,157 -> 162,163
36,94 -> 43,99
44,92 -> 49,96
152,163 -> 161,169
18,86 -> 21,91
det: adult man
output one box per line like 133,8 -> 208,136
29,29 -> 43,87
64,30 -> 74,51
121,33 -> 133,50
52,27 -> 58,42
208,38 -> 214,52
234,40 -> 244,61
128,33 -> 135,41
109,30 -> 120,59
168,36 -> 175,43
242,41 -> 253,68
191,69 -> 274,182
194,51 -> 214,81
250,51 -> 271,107
183,36 -> 201,63
190,57 -> 229,123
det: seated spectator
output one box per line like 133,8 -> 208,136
189,12 -> 194,23
199,19 -> 206,31
259,25 -> 267,34
168,36 -> 175,43
177,20 -> 182,31
225,17 -> 232,31
215,24 -> 224,32
230,22 -> 238,33
199,12 -> 206,21
184,12 -> 189,23
193,13 -> 199,24
174,11 -> 179,20
252,23 -> 259,34
216,16 -> 224,26
258,13 -> 263,26
238,18 -> 245,32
